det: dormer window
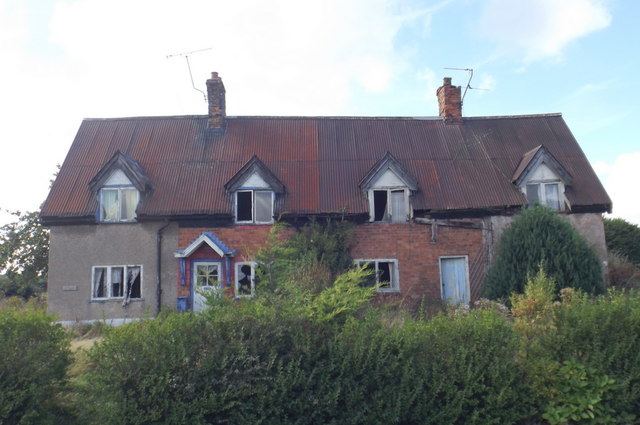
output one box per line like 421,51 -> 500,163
526,182 -> 560,210
236,190 -> 274,224
224,156 -> 285,225
88,151 -> 153,224
512,145 -> 572,212
100,186 -> 139,221
359,152 -> 418,223
373,188 -> 409,223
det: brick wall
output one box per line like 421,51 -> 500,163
177,220 -> 487,305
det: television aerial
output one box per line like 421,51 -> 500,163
443,67 -> 490,105
167,48 -> 212,102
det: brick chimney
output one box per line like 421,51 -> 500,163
436,77 -> 462,124
206,72 -> 226,129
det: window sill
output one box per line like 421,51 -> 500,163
90,298 -> 144,303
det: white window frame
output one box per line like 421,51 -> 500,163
91,265 -> 142,300
99,186 -> 139,222
234,190 -> 274,224
368,188 -> 410,223
525,181 -> 563,211
353,259 -> 400,292
235,261 -> 256,297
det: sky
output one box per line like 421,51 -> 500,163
0,0 -> 638,224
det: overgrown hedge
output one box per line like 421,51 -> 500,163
0,305 -> 71,425
77,309 -> 530,425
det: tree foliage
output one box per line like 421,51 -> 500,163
482,205 -> 604,300
604,217 -> 640,266
0,210 -> 49,298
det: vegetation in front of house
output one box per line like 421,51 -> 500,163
482,205 -> 604,300
604,217 -> 640,266
4,218 -> 640,424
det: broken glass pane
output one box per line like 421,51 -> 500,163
237,264 -> 253,296
127,266 -> 141,299
378,262 -> 392,288
93,267 -> 106,298
237,191 -> 253,221
373,190 -> 388,221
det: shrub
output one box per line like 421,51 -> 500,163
483,205 -> 604,300
0,306 -> 71,424
604,218 -> 640,266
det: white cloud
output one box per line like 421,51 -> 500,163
478,0 -> 611,64
597,153 -> 640,225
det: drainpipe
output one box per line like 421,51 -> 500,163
156,221 -> 171,316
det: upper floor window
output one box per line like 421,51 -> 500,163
359,152 -> 418,224
100,186 -> 139,221
372,188 -> 408,223
88,152 -> 152,224
526,182 -> 560,210
512,145 -> 571,213
236,190 -> 274,224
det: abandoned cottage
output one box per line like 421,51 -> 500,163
40,74 -> 612,324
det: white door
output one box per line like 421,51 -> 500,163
192,261 -> 220,311
440,257 -> 469,305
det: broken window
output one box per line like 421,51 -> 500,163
100,187 -> 139,222
371,189 -> 408,222
235,190 -> 274,224
354,259 -> 399,292
235,262 -> 256,297
526,182 -> 561,210
92,265 -> 142,300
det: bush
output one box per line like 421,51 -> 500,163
604,218 -> 640,266
483,205 -> 604,300
0,306 -> 71,424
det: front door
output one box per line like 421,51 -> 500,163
440,256 -> 469,305
192,261 -> 220,311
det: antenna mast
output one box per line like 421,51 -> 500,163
167,48 -> 212,102
443,67 -> 490,105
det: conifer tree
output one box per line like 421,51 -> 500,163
482,205 -> 604,300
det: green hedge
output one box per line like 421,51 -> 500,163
0,307 -> 71,425
78,309 -> 529,425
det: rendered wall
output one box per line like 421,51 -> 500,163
47,222 -> 179,324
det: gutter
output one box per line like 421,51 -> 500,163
156,221 -> 171,315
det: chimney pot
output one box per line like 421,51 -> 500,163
436,76 -> 462,125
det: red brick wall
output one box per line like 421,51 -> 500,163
176,221 -> 486,304
351,221 -> 485,302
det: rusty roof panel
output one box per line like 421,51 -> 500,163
41,114 -> 612,221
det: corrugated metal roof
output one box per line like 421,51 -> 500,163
41,114 -> 612,221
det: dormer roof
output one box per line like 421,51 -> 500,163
359,152 -> 418,192
88,151 -> 153,193
224,155 -> 285,194
512,145 -> 573,186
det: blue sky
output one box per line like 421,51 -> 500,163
1,0 -> 638,224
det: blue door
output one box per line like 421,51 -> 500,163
440,257 -> 469,305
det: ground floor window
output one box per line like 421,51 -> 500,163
353,259 -> 399,292
235,261 -> 256,297
439,256 -> 469,305
92,265 -> 141,300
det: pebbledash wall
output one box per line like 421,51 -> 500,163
47,222 -> 179,325
176,220 -> 487,305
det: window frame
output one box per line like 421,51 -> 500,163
98,185 -> 140,222
91,265 -> 142,301
439,255 -> 470,305
353,258 -> 400,292
525,181 -> 562,211
234,261 -> 257,298
234,189 -> 274,224
368,188 -> 410,223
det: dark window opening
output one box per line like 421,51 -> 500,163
237,191 -> 253,221
378,262 -> 392,288
373,190 -> 388,221
128,267 -> 141,298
